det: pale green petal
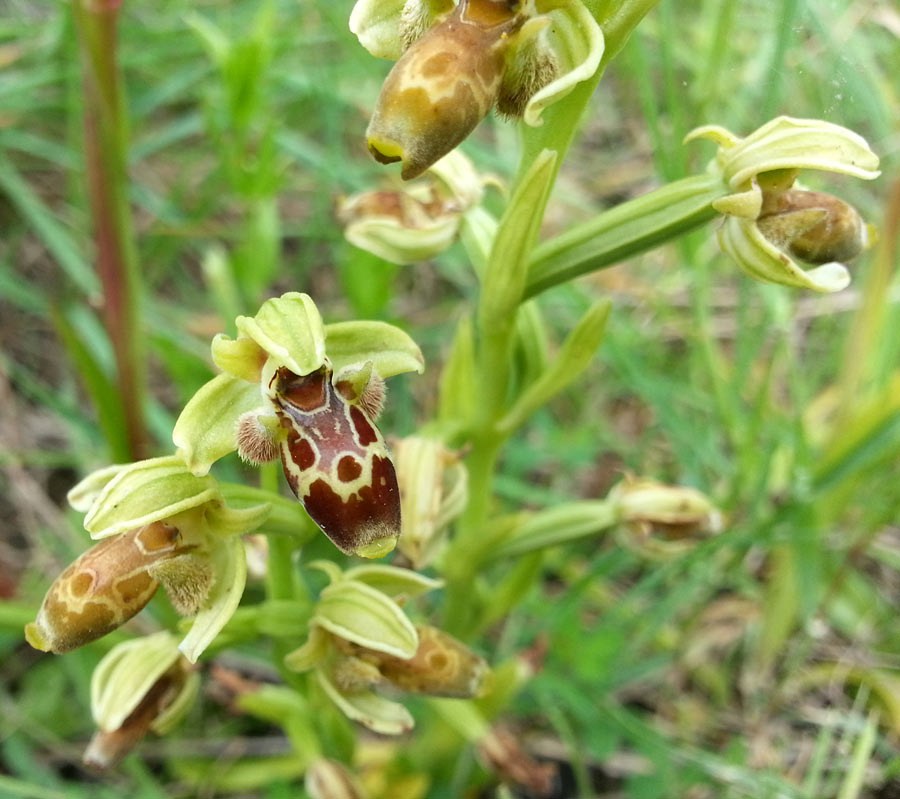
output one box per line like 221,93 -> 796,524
689,117 -> 881,189
173,375 -> 264,476
312,580 -> 418,658
317,671 -> 414,735
325,320 -> 424,377
522,0 -> 604,127
236,292 -> 326,377
91,631 -> 182,732
151,671 -> 200,734
427,149 -> 484,209
718,215 -> 851,293
345,213 -> 460,265
349,0 -> 407,60
343,564 -> 444,598
84,456 -> 219,539
205,499 -> 271,536
283,626 -> 331,673
179,535 -> 247,663
306,559 -> 345,585
67,463 -> 129,513
211,334 -> 267,382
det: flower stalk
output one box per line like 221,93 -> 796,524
72,0 -> 146,461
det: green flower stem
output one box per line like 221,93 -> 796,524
443,0 -> 664,637
260,463 -> 297,603
72,0 -> 146,461
525,173 -> 728,297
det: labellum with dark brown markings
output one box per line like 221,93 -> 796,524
268,364 -> 401,558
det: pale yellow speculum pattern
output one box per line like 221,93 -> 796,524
26,522 -> 184,654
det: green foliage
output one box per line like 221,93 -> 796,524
2,0 -> 899,797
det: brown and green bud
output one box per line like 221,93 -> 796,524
84,632 -> 198,769
757,188 -> 867,265
366,0 -> 521,180
25,522 -> 188,654
338,624 -> 489,698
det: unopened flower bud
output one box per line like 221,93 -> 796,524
84,632 -> 198,769
25,522 -> 186,654
341,625 -> 489,698
611,477 -> 721,558
306,758 -> 367,799
394,436 -> 467,569
366,0 -> 520,180
757,189 -> 866,265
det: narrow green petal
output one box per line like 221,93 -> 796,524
211,334 -> 267,382
317,671 -> 414,735
343,564 -> 444,598
178,535 -> 247,663
173,374 -> 264,476
522,0 -> 604,127
283,627 -> 331,673
345,213 -> 460,265
84,456 -> 219,539
312,580 -> 418,658
205,499 -> 271,536
349,0 -> 407,59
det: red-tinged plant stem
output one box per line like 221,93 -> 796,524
73,0 -> 146,461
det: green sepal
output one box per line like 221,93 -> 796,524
284,626 -> 331,673
84,456 -> 219,539
67,463 -> 129,513
312,579 -> 418,658
235,292 -> 327,377
343,564 -> 444,599
91,631 -> 182,732
498,300 -> 610,435
179,534 -> 247,663
325,320 -> 424,377
317,670 -> 414,736
173,374 -> 264,476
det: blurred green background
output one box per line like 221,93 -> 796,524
1,0 -> 899,797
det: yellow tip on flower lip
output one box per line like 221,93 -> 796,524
355,535 -> 399,559
367,136 -> 404,166
24,622 -> 50,652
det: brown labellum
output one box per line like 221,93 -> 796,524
269,365 -> 401,558
366,0 -> 522,180
25,522 -> 184,654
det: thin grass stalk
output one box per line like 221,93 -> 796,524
72,0 -> 146,460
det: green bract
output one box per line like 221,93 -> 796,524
687,116 -> 880,292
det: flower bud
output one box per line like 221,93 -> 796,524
611,477 -> 721,559
394,436 -> 467,569
757,189 -> 866,265
366,0 -> 521,180
84,632 -> 198,769
338,625 -> 489,698
25,522 -> 186,654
